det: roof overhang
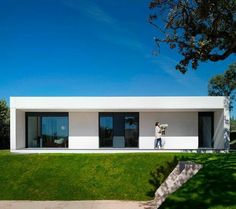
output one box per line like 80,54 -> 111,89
10,96 -> 228,112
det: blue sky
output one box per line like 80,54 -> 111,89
0,0 -> 235,116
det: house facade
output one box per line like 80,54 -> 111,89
10,96 -> 230,153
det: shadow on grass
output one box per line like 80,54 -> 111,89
147,156 -> 179,197
159,154 -> 236,209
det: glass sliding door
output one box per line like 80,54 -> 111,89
113,113 -> 125,148
198,112 -> 214,148
27,116 -> 40,148
42,116 -> 68,147
125,114 -> 139,147
26,113 -> 68,148
99,113 -> 139,148
99,114 -> 113,147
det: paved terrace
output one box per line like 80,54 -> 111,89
0,201 -> 149,209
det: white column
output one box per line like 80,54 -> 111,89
10,108 -> 16,151
224,97 -> 230,150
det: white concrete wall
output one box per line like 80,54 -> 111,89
10,96 -> 226,111
69,112 -> 99,149
10,108 -> 16,150
10,105 -> 227,151
10,96 -> 227,151
223,98 -> 230,149
139,112 -> 198,149
9,111 -> 202,150
16,110 -> 25,149
213,110 -> 224,149
11,109 -> 25,150
68,111 -> 199,150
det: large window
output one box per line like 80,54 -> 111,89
26,113 -> 68,148
99,113 -> 139,148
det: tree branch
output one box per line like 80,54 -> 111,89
208,45 -> 236,62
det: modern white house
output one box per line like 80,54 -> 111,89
10,96 -> 230,153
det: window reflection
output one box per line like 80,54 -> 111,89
42,117 -> 68,147
99,113 -> 139,148
26,113 -> 68,148
99,115 -> 113,147
125,115 -> 139,147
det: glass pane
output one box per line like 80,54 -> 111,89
125,115 -> 138,147
113,114 -> 125,148
99,116 -> 113,147
113,114 -> 124,136
99,113 -> 139,148
199,112 -> 213,148
27,116 -> 40,147
42,116 -> 68,148
201,116 -> 212,147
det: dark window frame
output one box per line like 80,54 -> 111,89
99,113 -> 114,148
25,112 -> 69,148
198,112 -> 214,148
99,112 -> 139,148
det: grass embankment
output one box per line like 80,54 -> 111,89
0,151 -> 177,200
0,150 -> 235,209
160,153 -> 236,209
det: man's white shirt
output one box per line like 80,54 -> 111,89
155,126 -> 161,139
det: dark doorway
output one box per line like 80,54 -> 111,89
99,113 -> 139,148
198,112 -> 214,148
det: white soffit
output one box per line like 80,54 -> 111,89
10,96 -> 226,110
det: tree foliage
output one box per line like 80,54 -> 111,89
0,99 -> 10,149
149,0 -> 236,73
208,63 -> 236,110
231,117 -> 236,131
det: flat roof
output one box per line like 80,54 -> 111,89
10,96 -> 228,111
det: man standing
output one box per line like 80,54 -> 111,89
155,122 -> 162,149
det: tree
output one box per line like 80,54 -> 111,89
149,0 -> 236,73
208,63 -> 236,110
231,117 -> 236,131
0,99 -> 10,149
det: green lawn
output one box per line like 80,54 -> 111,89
0,150 -> 178,200
0,150 -> 235,209
160,153 -> 236,209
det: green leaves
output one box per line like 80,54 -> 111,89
0,99 -> 10,148
149,0 -> 236,73
208,63 -> 236,110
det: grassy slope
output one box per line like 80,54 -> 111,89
0,151 -> 177,200
160,153 -> 236,209
0,151 -> 235,209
